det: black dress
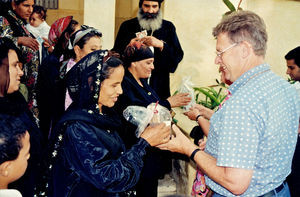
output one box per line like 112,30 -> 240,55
0,92 -> 43,197
114,70 -> 172,197
47,50 -> 153,197
36,52 -> 66,142
112,17 -> 184,100
49,109 -> 150,197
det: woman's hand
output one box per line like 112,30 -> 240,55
42,37 -> 51,48
140,123 -> 171,146
167,93 -> 191,108
18,37 -> 39,51
156,124 -> 198,155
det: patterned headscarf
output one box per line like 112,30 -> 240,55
48,16 -> 73,47
67,25 -> 102,50
66,50 -> 107,114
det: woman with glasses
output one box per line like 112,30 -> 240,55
0,38 -> 43,197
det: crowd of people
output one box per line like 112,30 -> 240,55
0,0 -> 299,197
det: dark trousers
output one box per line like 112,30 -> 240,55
287,135 -> 300,197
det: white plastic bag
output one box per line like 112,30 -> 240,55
178,76 -> 195,111
123,103 -> 171,137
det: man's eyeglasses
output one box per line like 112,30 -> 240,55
216,42 -> 238,57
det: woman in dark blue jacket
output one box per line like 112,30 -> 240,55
47,50 -> 170,197
113,41 -> 190,197
0,38 -> 43,197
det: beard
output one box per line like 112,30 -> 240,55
137,8 -> 163,32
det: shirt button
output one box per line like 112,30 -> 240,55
148,92 -> 151,95
107,130 -> 110,133
121,152 -> 124,155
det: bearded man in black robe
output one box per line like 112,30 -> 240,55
113,0 -> 184,101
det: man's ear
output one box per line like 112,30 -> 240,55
241,41 -> 252,59
0,161 -> 11,177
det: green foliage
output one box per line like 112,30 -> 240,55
223,0 -> 236,12
193,82 -> 227,110
288,77 -> 296,84
223,0 -> 243,16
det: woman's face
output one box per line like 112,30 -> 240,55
98,66 -> 124,109
132,58 -> 154,79
7,50 -> 24,94
29,12 -> 43,27
12,0 -> 34,21
75,36 -> 102,62
8,131 -> 30,183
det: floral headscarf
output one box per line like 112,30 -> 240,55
66,50 -> 108,114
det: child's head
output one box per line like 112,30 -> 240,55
29,5 -> 47,27
0,115 -> 30,189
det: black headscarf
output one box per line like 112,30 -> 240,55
66,50 -> 107,114
139,0 -> 164,8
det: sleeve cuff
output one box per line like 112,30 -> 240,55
132,138 -> 150,157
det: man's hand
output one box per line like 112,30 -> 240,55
140,36 -> 164,50
184,107 -> 200,121
157,124 -> 197,155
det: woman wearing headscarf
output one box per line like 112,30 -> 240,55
0,37 -> 43,197
46,50 -> 170,197
36,16 -> 80,142
0,0 -> 40,124
114,41 -> 191,197
62,25 -> 102,110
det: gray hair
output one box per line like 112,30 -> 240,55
212,10 -> 268,56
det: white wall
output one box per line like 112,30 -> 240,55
163,0 -> 300,91
84,0 -> 116,49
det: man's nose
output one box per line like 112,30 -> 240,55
148,7 -> 155,13
215,56 -> 221,65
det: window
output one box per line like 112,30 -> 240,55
35,0 -> 58,9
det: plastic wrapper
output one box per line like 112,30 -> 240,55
123,103 -> 172,137
178,76 -> 195,111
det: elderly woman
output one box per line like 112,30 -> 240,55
114,41 -> 191,197
46,50 -> 170,196
0,0 -> 40,124
0,37 -> 43,197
